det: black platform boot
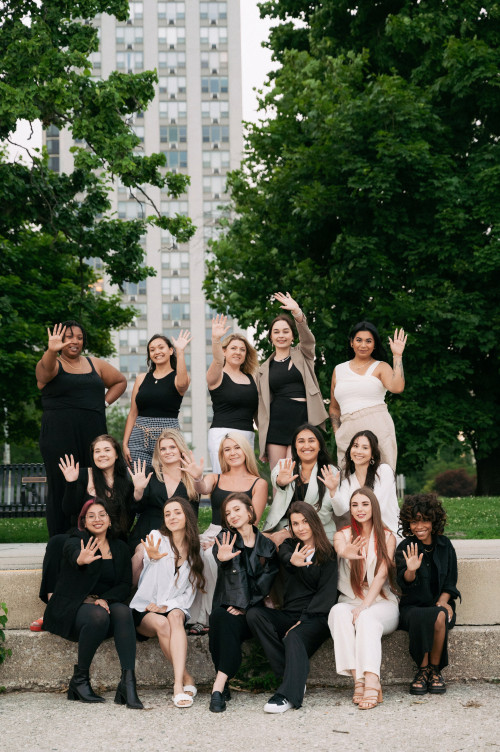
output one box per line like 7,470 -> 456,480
114,669 -> 144,709
67,665 -> 105,703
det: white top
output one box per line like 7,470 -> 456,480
334,360 -> 387,415
332,463 -> 400,540
129,530 -> 196,618
337,527 -> 398,605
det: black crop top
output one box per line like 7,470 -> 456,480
135,371 -> 183,418
269,359 -> 306,399
210,372 -> 258,431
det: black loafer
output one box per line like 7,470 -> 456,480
222,682 -> 231,702
209,690 -> 226,713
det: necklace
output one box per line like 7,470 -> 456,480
60,354 -> 83,370
423,543 -> 434,553
275,355 -> 291,363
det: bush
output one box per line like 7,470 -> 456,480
434,469 -> 476,497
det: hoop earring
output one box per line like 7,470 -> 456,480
370,459 -> 375,465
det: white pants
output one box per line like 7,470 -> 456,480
187,524 -> 221,626
207,427 -> 255,473
328,599 -> 399,680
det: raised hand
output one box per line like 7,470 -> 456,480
212,314 -> 231,341
276,458 -> 299,487
128,459 -> 153,491
342,535 -> 367,560
273,291 -> 300,315
318,465 -> 340,494
402,542 -> 423,572
172,329 -> 192,351
76,537 -> 102,566
388,328 -> 407,357
47,323 -> 67,352
180,451 -> 204,481
142,534 -> 168,561
290,542 -> 314,568
58,454 -> 80,483
215,531 -> 241,562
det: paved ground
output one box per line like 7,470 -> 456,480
1,684 -> 498,752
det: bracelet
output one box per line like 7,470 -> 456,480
105,401 -> 110,408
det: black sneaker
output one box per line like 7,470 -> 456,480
209,690 -> 226,713
263,693 -> 293,714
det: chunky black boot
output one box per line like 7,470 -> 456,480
114,669 -> 144,709
67,665 -> 105,703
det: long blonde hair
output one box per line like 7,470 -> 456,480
222,334 -> 259,376
152,429 -> 197,500
218,432 -> 259,477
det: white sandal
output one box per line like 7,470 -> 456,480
183,684 -> 197,698
172,692 -> 193,708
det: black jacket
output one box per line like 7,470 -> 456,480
396,534 -> 461,609
43,531 -> 132,639
212,527 -> 279,611
279,538 -> 338,621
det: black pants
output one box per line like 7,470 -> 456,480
208,606 -> 253,679
69,603 -> 136,671
39,534 -> 68,603
246,605 -> 330,709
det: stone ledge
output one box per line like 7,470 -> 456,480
1,626 -> 499,692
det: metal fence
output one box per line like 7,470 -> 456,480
0,464 -> 47,518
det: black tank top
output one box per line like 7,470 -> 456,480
210,372 -> 258,430
269,359 -> 306,399
135,371 -> 183,418
210,475 -> 259,526
40,358 -> 105,413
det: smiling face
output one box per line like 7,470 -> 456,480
290,512 -> 314,546
349,435 -> 372,468
350,330 -> 375,359
225,498 -> 253,530
271,320 -> 294,350
295,429 -> 320,463
62,326 -> 84,359
85,503 -> 110,536
163,500 -> 186,532
350,493 -> 373,524
148,338 -> 173,366
223,338 -> 247,369
159,438 -> 182,466
221,438 -> 245,467
409,516 -> 433,546
93,440 -> 118,471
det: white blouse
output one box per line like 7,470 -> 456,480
129,530 -> 197,617
334,360 -> 387,415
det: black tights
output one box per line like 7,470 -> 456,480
69,603 -> 136,671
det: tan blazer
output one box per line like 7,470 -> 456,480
257,317 -> 328,456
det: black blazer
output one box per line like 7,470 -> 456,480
396,534 -> 461,609
43,531 -> 132,639
212,527 -> 279,611
279,538 -> 338,621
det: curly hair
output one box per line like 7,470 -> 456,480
399,493 -> 447,537
159,497 -> 206,592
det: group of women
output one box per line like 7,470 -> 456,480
34,299 -> 460,712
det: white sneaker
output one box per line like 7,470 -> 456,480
263,693 -> 294,713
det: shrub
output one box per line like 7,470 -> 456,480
434,469 -> 476,497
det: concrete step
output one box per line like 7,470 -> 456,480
1,626 -> 499,692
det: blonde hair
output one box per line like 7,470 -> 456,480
152,429 -> 197,501
221,334 -> 258,377
218,432 -> 259,477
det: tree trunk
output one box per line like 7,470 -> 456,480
474,448 -> 500,495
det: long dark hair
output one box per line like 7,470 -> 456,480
348,321 -> 388,362
288,501 -> 335,565
146,334 -> 177,371
90,434 -> 132,536
290,424 -> 332,510
342,430 -> 382,488
159,497 -> 205,592
348,487 -> 396,599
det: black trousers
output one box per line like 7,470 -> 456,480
39,534 -> 68,603
246,605 -> 330,709
208,606 -> 253,679
69,603 -> 136,671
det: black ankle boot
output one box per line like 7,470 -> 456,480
114,669 -> 144,709
67,665 -> 105,703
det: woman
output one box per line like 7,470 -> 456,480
396,494 -> 460,696
207,314 -> 259,473
43,499 -> 143,709
257,292 -> 328,472
329,430 -> 399,536
329,321 -> 407,471
181,434 -> 268,631
247,502 -> 338,713
263,424 -> 337,547
129,497 -> 205,708
328,487 -> 399,710
123,331 -> 192,467
36,321 -> 126,536
208,493 -> 279,712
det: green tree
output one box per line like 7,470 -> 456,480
0,0 -> 195,448
204,0 -> 500,494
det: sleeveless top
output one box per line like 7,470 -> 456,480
210,372 -> 258,430
135,371 -> 183,418
269,359 -> 306,399
210,475 -> 259,526
334,360 -> 386,415
40,357 -> 105,413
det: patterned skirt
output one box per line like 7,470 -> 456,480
128,416 -> 181,466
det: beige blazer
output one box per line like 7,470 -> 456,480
257,317 -> 328,456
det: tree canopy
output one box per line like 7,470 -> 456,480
204,0 -> 500,493
0,0 -> 194,447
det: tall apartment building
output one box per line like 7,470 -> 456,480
45,1 -> 243,460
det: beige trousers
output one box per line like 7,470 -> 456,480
335,404 -> 397,471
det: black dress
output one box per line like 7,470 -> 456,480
396,535 -> 461,670
39,358 -> 107,537
266,359 -> 307,445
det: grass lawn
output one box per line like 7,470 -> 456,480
0,497 -> 498,543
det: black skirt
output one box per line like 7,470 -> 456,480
266,397 -> 308,446
399,604 -> 456,670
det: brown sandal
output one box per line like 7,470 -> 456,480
358,685 -> 383,710
352,680 -> 365,704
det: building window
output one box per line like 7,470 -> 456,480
127,2 -> 143,20
200,2 -> 227,22
122,280 -> 147,296
162,150 -> 188,169
158,76 -> 186,96
200,51 -> 228,70
200,26 -> 228,46
116,52 -> 143,72
202,125 -> 230,143
116,26 -> 143,45
162,251 -> 190,269
161,200 -> 189,217
158,51 -> 186,70
118,201 -> 145,219
201,76 -> 228,95
202,150 -> 230,170
203,175 -> 226,195
158,27 -> 186,46
162,302 -> 190,320
119,329 -> 148,347
160,125 -> 187,143
162,277 -> 190,296
158,1 -> 185,21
